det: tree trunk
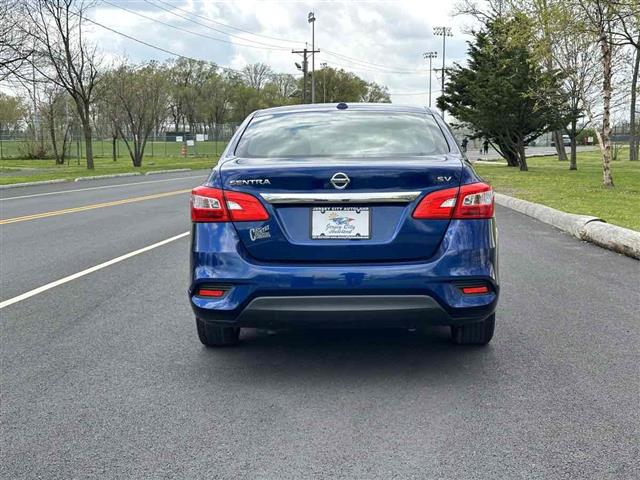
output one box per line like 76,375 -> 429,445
112,135 -> 117,161
48,110 -> 63,165
630,43 -> 639,161
599,30 -> 614,187
554,130 -> 568,160
569,119 -> 577,170
83,121 -> 94,169
517,140 -> 528,172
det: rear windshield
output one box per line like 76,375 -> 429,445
234,111 -> 450,158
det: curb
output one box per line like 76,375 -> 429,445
74,172 -> 142,182
0,179 -> 68,190
495,193 -> 640,260
145,169 -> 191,175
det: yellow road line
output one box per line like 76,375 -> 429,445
0,189 -> 191,225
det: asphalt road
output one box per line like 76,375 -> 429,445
1,172 -> 638,479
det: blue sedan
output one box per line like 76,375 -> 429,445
189,103 -> 499,346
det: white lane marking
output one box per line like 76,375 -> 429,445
0,175 -> 205,201
0,231 -> 190,310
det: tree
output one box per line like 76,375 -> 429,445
21,0 -> 101,169
576,0 -> 619,187
609,0 -> 639,161
165,58 -> 214,134
0,0 -> 33,80
362,82 -> 391,103
311,66 -> 382,103
242,63 -> 272,91
438,14 -> 569,171
552,13 -> 602,170
107,62 -> 167,167
39,87 -> 74,164
0,92 -> 27,137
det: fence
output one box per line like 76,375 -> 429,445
0,124 -> 239,161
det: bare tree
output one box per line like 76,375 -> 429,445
609,0 -> 639,160
39,86 -> 74,164
0,0 -> 33,80
242,63 -> 273,91
553,12 -> 602,169
20,0 -> 101,169
108,62 -> 167,167
577,0 -> 617,187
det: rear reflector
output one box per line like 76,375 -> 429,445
191,186 -> 269,222
197,288 -> 226,297
461,286 -> 489,295
412,182 -> 494,220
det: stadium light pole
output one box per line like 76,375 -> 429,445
308,12 -> 316,103
433,26 -> 453,118
423,51 -> 438,108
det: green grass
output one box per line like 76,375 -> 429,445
0,139 -> 229,160
475,149 -> 640,231
1,155 -> 218,185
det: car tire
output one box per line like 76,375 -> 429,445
450,314 -> 495,345
196,318 -> 240,347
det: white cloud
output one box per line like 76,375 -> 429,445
88,0 -> 478,105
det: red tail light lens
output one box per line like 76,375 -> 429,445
453,183 -> 494,219
191,186 -> 269,222
191,186 -> 228,222
224,190 -> 269,222
412,187 -> 458,219
412,182 -> 494,220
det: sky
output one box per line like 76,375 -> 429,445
88,0 -> 479,106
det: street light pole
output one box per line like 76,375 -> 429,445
308,12 -> 316,103
423,51 -> 437,108
433,26 -> 453,118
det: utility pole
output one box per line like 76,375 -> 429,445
308,12 -> 317,103
423,51 -> 437,108
293,46 -> 319,104
433,26 -> 453,118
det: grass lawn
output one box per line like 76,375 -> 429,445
0,139 -> 229,159
0,155 -> 218,185
475,148 -> 640,231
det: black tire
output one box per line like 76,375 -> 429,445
450,313 -> 495,345
196,318 -> 240,347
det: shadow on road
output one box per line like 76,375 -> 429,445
192,327 -> 498,387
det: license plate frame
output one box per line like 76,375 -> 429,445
310,206 -> 371,240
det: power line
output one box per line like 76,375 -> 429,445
319,57 -> 427,76
81,13 -> 299,77
100,0 -> 290,51
142,0 -> 430,76
323,50 -> 428,74
148,0 -> 304,47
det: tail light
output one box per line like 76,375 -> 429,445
412,182 -> 494,220
453,183 -> 494,219
191,186 -> 269,222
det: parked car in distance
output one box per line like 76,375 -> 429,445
551,134 -> 571,147
189,103 -> 499,347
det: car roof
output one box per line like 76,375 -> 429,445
252,103 -> 438,117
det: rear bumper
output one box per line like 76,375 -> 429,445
217,295 -> 481,328
189,218 -> 499,328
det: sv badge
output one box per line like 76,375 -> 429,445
436,176 -> 452,182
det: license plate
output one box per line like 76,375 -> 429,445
311,207 -> 370,240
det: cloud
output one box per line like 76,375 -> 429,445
88,0 -> 477,105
